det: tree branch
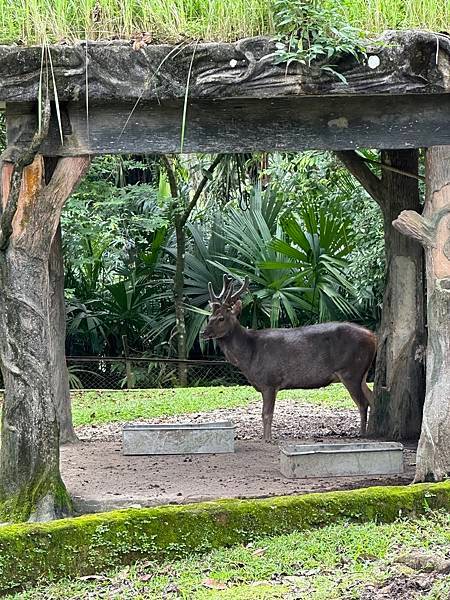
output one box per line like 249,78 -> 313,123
0,88 -> 51,251
160,155 -> 179,199
45,156 -> 91,214
362,155 -> 425,181
180,154 -> 224,227
335,150 -> 386,207
392,210 -> 436,247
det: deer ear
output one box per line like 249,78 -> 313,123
231,299 -> 242,316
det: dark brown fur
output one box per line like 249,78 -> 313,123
202,299 -> 377,442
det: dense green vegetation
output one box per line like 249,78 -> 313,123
8,509 -> 450,598
62,152 -> 384,367
0,2 -> 390,382
0,120 -> 386,381
0,3 -> 445,597
71,384 -> 353,426
0,0 -> 448,44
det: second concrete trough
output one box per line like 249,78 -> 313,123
280,442 -> 404,479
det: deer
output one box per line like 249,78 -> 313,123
201,275 -> 377,442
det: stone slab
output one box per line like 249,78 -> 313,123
1,31 -> 449,104
279,442 -> 404,479
122,421 -> 236,455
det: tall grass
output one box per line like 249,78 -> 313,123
340,0 -> 450,33
0,0 -> 448,45
0,0 -> 274,44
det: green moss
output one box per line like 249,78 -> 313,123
0,473 -> 72,523
1,480 -> 449,593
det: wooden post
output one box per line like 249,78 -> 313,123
371,150 -> 426,439
393,145 -> 450,481
122,334 -> 135,390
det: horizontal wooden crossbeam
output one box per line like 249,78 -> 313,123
5,93 -> 450,156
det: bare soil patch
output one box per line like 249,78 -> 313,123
361,570 -> 447,600
61,400 -> 416,513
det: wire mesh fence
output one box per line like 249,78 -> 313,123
66,357 -> 247,389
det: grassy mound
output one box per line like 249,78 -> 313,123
12,511 -> 450,599
1,480 -> 450,593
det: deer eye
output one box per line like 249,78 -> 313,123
218,316 -> 225,321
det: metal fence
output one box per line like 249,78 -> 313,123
66,356 -> 247,389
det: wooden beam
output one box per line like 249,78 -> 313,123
6,93 -> 450,156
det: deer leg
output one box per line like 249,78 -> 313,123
358,404 -> 369,436
337,373 -> 369,436
361,371 -> 374,409
262,388 -> 276,443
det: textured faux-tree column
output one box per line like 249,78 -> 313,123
371,150 -> 425,440
336,150 -> 426,440
394,146 -> 450,481
0,155 -> 89,521
49,224 -> 78,443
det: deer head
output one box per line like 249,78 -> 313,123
201,275 -> 249,340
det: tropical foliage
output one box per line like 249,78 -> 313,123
61,151 -> 384,361
273,0 -> 366,82
62,156 -> 170,356
0,114 -> 384,363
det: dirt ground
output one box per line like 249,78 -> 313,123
61,400 -> 417,514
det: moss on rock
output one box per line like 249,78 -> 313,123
1,481 -> 450,593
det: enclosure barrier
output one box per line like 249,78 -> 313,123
1,481 -> 450,592
66,357 -> 248,389
0,358 -> 246,390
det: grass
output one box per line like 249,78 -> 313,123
0,0 -> 273,44
10,510 -> 450,598
0,0 -> 449,45
71,383 -> 353,426
340,0 -> 450,33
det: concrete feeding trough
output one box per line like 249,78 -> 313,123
122,421 -> 236,455
279,442 -> 404,479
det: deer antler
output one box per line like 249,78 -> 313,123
230,276 -> 250,304
208,274 -> 233,306
208,275 -> 249,308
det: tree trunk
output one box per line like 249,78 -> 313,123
49,224 -> 78,444
370,150 -> 426,439
394,145 -> 450,481
0,155 -> 89,522
174,216 -> 188,386
161,155 -> 223,387
336,150 -> 426,440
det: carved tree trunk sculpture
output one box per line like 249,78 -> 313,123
336,150 -> 426,440
0,154 -> 89,521
393,145 -> 450,481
